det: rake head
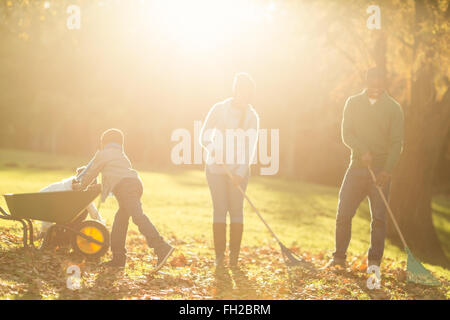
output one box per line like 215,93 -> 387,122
279,243 -> 315,270
405,247 -> 440,286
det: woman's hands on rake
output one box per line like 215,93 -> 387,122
361,151 -> 373,167
231,174 -> 244,187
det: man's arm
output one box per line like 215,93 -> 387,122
383,105 -> 404,173
341,98 -> 370,156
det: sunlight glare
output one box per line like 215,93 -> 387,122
151,0 -> 270,51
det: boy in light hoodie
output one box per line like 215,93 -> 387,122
73,128 -> 174,271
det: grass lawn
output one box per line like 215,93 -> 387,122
0,149 -> 449,300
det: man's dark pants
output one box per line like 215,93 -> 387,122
111,178 -> 164,260
333,166 -> 390,263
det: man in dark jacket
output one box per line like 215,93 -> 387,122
324,67 -> 404,269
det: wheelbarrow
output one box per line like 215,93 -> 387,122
0,184 -> 110,258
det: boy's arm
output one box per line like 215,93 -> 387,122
86,203 -> 102,221
76,151 -> 105,190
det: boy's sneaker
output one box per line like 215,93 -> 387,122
321,257 -> 346,270
154,242 -> 174,273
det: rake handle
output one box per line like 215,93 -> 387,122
368,167 -> 408,249
220,165 -> 282,244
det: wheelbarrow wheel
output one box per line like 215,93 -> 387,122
72,220 -> 109,259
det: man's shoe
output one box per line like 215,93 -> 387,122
102,258 -> 126,268
368,260 -> 381,268
321,257 -> 346,270
154,242 -> 174,272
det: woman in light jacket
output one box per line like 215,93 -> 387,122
199,73 -> 259,268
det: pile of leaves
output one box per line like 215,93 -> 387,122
0,227 -> 449,300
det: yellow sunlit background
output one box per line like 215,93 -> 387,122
0,0 -> 448,184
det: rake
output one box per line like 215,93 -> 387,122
368,167 -> 440,286
221,165 -> 313,269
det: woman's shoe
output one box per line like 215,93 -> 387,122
213,223 -> 227,268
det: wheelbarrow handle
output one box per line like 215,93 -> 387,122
0,205 -> 9,216
0,208 -> 29,247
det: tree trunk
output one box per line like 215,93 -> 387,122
389,63 -> 450,265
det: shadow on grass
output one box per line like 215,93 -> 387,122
59,267 -> 124,300
0,243 -> 114,300
0,247 -> 54,300
230,267 -> 260,299
212,266 -> 260,299
212,267 -> 233,299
